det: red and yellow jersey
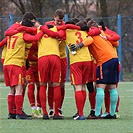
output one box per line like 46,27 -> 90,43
4,32 -> 27,67
1,45 -> 7,60
83,35 -> 118,66
4,22 -> 21,36
65,29 -> 93,64
38,26 -> 60,58
45,20 -> 65,26
45,21 -> 66,59
59,41 -> 66,59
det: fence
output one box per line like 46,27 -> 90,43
0,14 -> 133,81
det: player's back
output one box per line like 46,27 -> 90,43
38,26 -> 60,58
89,35 -> 118,66
4,32 -> 26,67
65,29 -> 92,64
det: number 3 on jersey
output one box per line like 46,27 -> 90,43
7,36 -> 18,49
75,32 -> 83,44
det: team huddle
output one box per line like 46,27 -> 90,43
0,9 -> 121,120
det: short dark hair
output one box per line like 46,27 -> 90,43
87,19 -> 98,28
22,19 -> 34,27
22,12 -> 36,21
54,9 -> 64,19
65,18 -> 80,25
76,20 -> 87,27
84,17 -> 92,23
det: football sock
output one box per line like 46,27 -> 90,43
27,83 -> 35,107
89,92 -> 96,110
116,95 -> 120,112
104,88 -> 110,113
48,86 -> 54,110
36,86 -> 41,107
109,89 -> 118,116
95,88 -> 104,116
82,90 -> 86,108
8,94 -> 15,114
53,86 -> 61,116
60,86 -> 65,109
75,91 -> 84,116
39,85 -> 48,115
15,95 -> 23,115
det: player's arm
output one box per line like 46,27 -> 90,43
105,28 -> 120,41
57,24 -> 89,31
23,31 -> 44,43
4,23 -> 21,36
40,25 -> 66,39
70,36 -> 93,51
57,24 -> 80,30
17,26 -> 37,35
110,41 -> 119,47
87,27 -> 101,36
0,37 -> 7,49
99,21 -> 120,41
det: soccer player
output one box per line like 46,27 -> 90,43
26,41 -> 43,118
98,21 -> 121,118
3,18 -> 37,120
4,12 -> 38,118
70,19 -> 120,119
45,9 -> 67,118
60,20 -> 93,120
19,21 -> 66,120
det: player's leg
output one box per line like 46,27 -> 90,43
36,82 -> 43,118
86,82 -> 96,119
48,81 -> 54,118
58,57 -> 67,117
102,58 -> 119,119
8,87 -> 16,119
38,56 -> 49,119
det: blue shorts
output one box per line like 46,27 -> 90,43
96,58 -> 119,84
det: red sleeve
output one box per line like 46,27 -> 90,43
57,30 -> 66,40
23,31 -> 44,43
104,27 -> 120,41
40,25 -> 59,37
57,24 -> 80,31
87,27 -> 101,36
4,23 -> 21,36
0,37 -> 7,49
45,21 -> 55,25
17,26 -> 37,35
41,25 -> 66,39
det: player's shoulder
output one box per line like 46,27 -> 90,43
45,21 -> 54,25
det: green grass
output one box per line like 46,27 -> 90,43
0,82 -> 133,133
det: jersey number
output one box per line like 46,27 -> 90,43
8,36 -> 18,49
75,32 -> 83,44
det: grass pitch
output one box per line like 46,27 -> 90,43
0,82 -> 133,133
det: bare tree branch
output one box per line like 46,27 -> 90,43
10,0 -> 25,14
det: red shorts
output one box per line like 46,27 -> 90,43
26,66 -> 39,83
38,55 -> 61,83
3,65 -> 25,87
61,58 -> 67,82
22,66 -> 26,78
70,61 -> 92,85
